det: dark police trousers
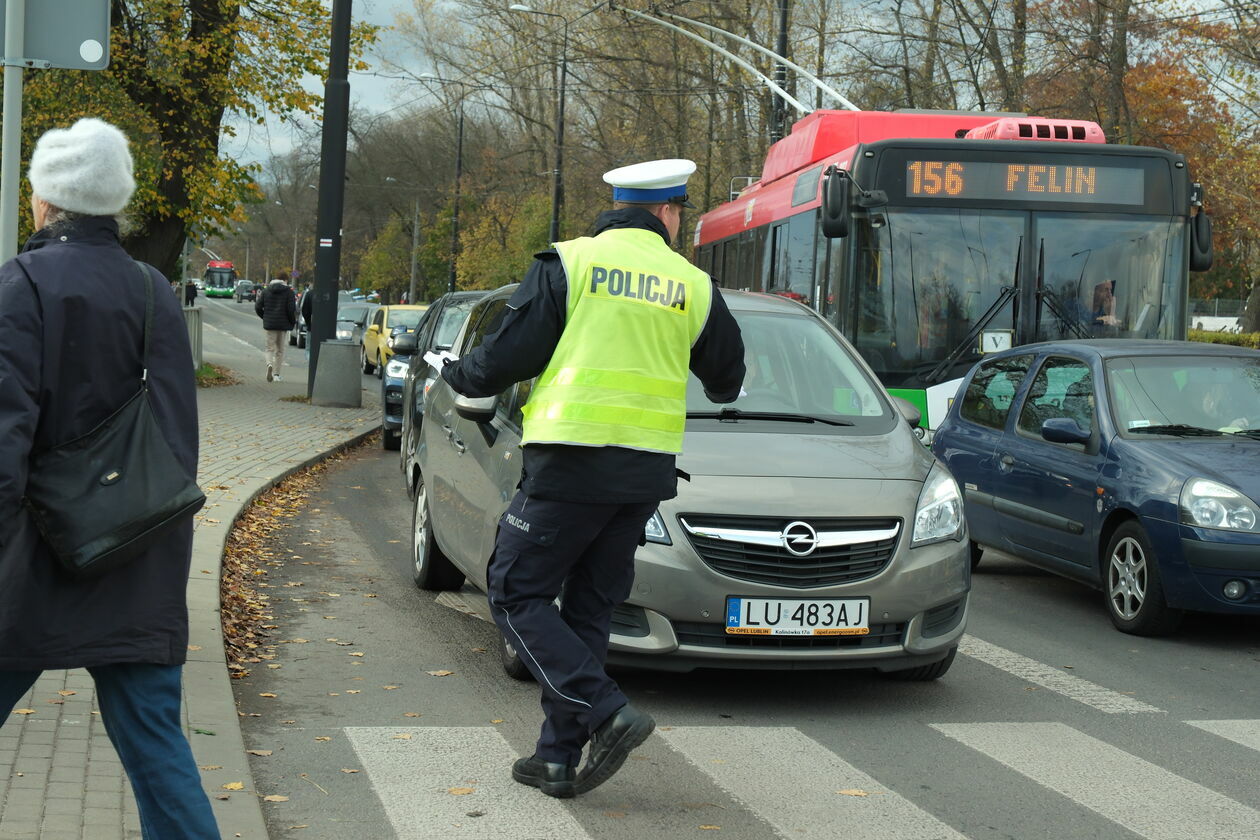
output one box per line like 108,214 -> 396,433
487,491 -> 657,765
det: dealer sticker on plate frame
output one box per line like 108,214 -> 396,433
725,597 -> 870,636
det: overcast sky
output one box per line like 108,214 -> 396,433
224,0 -> 428,168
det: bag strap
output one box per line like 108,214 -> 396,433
134,260 -> 153,383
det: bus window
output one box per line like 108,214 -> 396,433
766,211 -> 817,306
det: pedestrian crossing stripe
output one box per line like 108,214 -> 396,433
342,721 -> 1260,840
932,721 -> 1260,840
658,726 -> 968,839
958,634 -> 1163,714
344,726 -> 590,839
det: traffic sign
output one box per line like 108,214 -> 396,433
0,0 -> 110,70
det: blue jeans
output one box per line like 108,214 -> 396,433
1,664 -> 219,839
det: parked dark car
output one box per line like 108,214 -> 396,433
399,291 -> 487,483
380,320 -> 426,451
290,288 -> 310,348
932,339 -> 1260,635
234,279 -> 254,302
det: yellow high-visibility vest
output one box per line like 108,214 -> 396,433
521,227 -> 713,454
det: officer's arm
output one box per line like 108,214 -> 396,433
0,264 -> 41,547
690,286 -> 745,404
442,254 -> 565,398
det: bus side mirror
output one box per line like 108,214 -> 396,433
821,167 -> 852,239
1189,211 -> 1213,272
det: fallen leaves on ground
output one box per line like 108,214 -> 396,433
403,712 -> 422,718
314,736 -> 332,742
57,690 -> 76,696
340,768 -> 360,774
199,765 -> 223,771
447,787 -> 475,795
246,750 -> 273,756
263,795 -> 289,802
393,733 -> 413,740
426,670 -> 454,677
222,782 -> 245,791
836,789 -> 874,797
13,709 -> 35,715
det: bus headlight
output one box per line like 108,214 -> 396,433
912,464 -> 964,546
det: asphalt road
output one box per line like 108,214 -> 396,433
234,444 -> 1260,840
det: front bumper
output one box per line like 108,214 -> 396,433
603,481 -> 971,672
1143,516 -> 1260,613
382,381 -> 404,430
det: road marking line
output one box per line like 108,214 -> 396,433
204,321 -> 263,355
657,726 -> 967,840
959,634 -> 1162,713
933,722 -> 1260,840
343,726 -> 592,840
1186,719 -> 1260,752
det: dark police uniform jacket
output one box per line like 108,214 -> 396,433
443,207 -> 745,504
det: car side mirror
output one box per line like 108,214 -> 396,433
367,324 -> 381,334
891,396 -> 922,427
1041,417 -> 1090,444
454,393 -> 497,423
391,333 -> 418,354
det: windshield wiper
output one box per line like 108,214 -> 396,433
1129,424 -> 1224,437
1227,428 -> 1260,439
686,408 -> 855,427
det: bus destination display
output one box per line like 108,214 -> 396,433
905,160 -> 1145,205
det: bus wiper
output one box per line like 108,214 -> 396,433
1129,424 -> 1224,436
686,408 -> 854,427
1038,286 -> 1093,340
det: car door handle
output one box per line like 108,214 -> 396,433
441,424 -> 453,440
452,438 -> 466,454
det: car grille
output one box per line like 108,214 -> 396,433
678,515 -> 901,588
674,621 -> 905,649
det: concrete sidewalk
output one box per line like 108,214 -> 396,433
0,347 -> 381,840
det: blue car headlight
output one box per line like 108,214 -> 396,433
1179,478 -> 1260,532
385,358 -> 409,379
912,464 -> 965,546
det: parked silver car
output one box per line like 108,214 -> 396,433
411,288 -> 970,679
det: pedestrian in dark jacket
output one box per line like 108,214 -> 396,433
0,118 -> 219,838
184,277 -> 197,307
255,273 -> 297,381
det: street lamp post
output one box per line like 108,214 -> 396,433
510,4 -> 569,244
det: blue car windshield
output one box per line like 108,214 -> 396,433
1107,355 -> 1260,434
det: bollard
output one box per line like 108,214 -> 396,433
182,305 -> 203,369
311,339 -> 362,407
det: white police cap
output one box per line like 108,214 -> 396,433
602,158 -> 697,208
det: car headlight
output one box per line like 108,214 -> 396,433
644,510 -> 671,545
1179,478 -> 1260,532
385,359 -> 409,378
912,464 -> 965,546
335,328 -> 352,340
387,336 -> 396,348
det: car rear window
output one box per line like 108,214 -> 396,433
960,354 -> 1034,429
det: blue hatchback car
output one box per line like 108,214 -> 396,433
932,340 -> 1260,635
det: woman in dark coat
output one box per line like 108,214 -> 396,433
0,118 -> 218,838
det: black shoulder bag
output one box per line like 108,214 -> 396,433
23,261 -> 207,578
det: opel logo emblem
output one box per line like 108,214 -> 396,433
781,520 -> 818,556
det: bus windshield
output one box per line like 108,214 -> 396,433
851,207 -> 1184,387
203,267 -> 236,290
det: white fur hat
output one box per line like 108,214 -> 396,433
29,118 -> 136,216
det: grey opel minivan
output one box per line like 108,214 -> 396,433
409,289 -> 970,680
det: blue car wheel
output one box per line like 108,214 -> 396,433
1104,521 -> 1184,636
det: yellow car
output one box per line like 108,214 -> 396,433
362,304 -> 428,376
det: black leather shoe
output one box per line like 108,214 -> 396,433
512,755 -> 576,799
574,704 -> 655,794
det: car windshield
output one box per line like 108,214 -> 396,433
434,300 -> 478,349
338,304 -> 370,325
389,309 -> 425,330
686,309 -> 891,426
1106,354 -> 1260,435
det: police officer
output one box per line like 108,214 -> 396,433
440,159 -> 744,797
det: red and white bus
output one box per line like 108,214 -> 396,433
693,109 -> 1213,427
